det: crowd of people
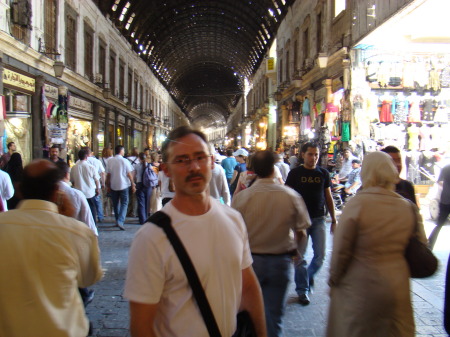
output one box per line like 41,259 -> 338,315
0,126 -> 448,337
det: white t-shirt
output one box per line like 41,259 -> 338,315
106,155 -> 134,191
158,170 -> 175,199
124,199 -> 253,337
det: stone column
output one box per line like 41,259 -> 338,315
124,114 -> 129,152
323,78 -> 333,103
92,101 -> 99,155
114,109 -> 119,147
31,76 -> 45,159
0,52 -> 4,93
104,107 -> 110,149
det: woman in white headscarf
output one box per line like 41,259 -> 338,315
326,151 -> 427,337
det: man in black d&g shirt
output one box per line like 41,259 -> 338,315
285,142 -> 336,306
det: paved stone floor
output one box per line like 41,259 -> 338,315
87,204 -> 450,337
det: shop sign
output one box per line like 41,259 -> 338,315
135,123 -> 143,131
266,57 -> 275,71
99,106 -> 105,118
109,111 -> 115,120
3,69 -> 35,92
118,115 -> 125,124
69,96 -> 92,112
44,84 -> 58,100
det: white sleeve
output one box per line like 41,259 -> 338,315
75,190 -> 98,236
3,174 -> 14,201
220,169 -> 231,206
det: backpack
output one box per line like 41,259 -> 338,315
143,164 -> 158,188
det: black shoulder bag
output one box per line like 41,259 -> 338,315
147,211 -> 256,337
405,202 -> 438,278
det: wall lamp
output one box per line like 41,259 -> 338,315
317,53 -> 329,69
53,60 -> 65,78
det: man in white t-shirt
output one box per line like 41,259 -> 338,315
124,126 -> 267,337
105,145 -> 135,230
157,169 -> 175,207
84,147 -> 106,223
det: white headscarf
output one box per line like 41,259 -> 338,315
361,152 -> 398,190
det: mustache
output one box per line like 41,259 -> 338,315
185,173 -> 205,182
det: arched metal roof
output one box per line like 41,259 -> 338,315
97,0 -> 294,127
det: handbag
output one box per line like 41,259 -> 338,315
148,211 -> 256,337
405,202 -> 438,278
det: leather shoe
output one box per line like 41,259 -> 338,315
309,278 -> 315,294
298,293 -> 310,306
116,223 -> 125,231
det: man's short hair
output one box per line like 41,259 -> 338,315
226,149 -> 234,157
352,159 -> 361,164
7,142 -> 15,149
381,145 -> 400,154
21,161 -> 59,201
161,126 -> 208,163
78,149 -> 88,161
81,146 -> 91,155
253,151 -> 275,178
50,144 -> 60,150
55,161 -> 70,181
301,142 -> 319,153
115,145 -> 124,155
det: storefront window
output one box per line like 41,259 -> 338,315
2,90 -> 32,165
97,125 -> 105,156
108,124 -> 115,149
134,130 -> 142,150
66,117 -> 92,165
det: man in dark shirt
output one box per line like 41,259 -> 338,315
285,142 -> 336,306
381,146 -> 417,205
48,145 -> 65,163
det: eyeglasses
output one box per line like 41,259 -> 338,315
169,154 -> 210,167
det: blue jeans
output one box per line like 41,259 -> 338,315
94,193 -> 104,221
252,254 -> 291,337
110,188 -> 129,226
295,216 -> 326,295
86,196 -> 97,225
136,183 -> 152,225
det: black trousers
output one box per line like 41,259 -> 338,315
429,203 -> 450,249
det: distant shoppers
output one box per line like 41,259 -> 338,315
0,141 -> 16,169
221,148 -> 237,185
209,159 -> 231,206
381,146 -> 418,205
84,147 -> 106,223
100,147 -> 113,218
48,144 -> 65,163
232,150 -> 310,337
70,149 -> 101,224
342,159 -> 362,200
0,159 -> 103,337
106,145 -> 136,230
326,152 -> 427,337
135,152 -> 153,225
4,152 -> 23,209
127,147 -> 140,218
275,153 -> 290,182
234,154 -> 256,196
149,152 -> 162,214
230,148 -> 248,196
158,168 -> 175,207
285,142 -> 336,306
336,148 -> 357,182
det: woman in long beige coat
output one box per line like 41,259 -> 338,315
327,151 -> 428,337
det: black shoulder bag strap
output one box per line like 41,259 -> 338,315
147,211 -> 222,337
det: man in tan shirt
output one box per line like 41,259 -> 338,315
0,160 -> 103,337
232,150 -> 311,337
